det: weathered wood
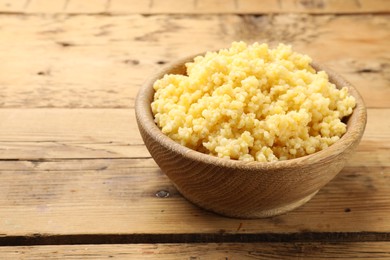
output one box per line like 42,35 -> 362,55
112,0 -> 390,14
1,0 -> 389,14
0,149 -> 388,236
0,108 -> 387,234
0,1 -> 389,256
0,14 -> 388,108
66,0 -> 108,14
0,109 -> 148,159
1,242 -> 390,259
0,0 -> 25,13
0,104 -> 386,237
27,0 -> 65,13
0,108 -> 387,160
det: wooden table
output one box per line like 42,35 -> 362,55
0,0 -> 389,258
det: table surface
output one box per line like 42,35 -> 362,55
0,0 -> 389,258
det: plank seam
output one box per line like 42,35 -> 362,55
0,11 -> 389,16
0,232 -> 389,246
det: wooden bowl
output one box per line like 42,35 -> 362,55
135,55 -> 367,218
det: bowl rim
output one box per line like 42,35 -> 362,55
135,54 -> 367,170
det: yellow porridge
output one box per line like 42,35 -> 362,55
151,42 -> 356,162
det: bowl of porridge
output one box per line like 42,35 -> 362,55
135,42 -> 367,218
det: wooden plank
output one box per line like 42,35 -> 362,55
65,0 -> 108,14
1,242 -> 390,259
0,109 -> 388,236
0,157 -> 388,236
0,0 -> 25,13
27,0 -> 65,13
148,0 -> 390,14
194,0 -> 237,13
149,0 -> 199,14
5,0 -> 390,14
109,0 -> 150,13
280,0 -> 390,14
0,14 -> 388,108
0,108 -> 388,160
0,109 -> 150,159
237,0 -> 284,13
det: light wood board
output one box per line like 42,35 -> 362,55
0,108 -> 388,159
0,0 -> 389,257
0,157 -> 388,237
0,0 -> 389,14
1,243 -> 390,259
0,14 -> 389,108
0,110 -> 388,237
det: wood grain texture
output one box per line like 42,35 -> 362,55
65,0 -> 108,14
0,0 -> 26,13
0,14 -> 388,108
0,148 -> 388,236
0,0 -> 388,257
1,0 -> 390,14
0,107 -> 385,235
0,109 -> 149,159
27,0 -> 66,13
0,108 -> 387,160
1,242 -> 390,259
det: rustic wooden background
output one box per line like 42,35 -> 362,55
0,0 -> 389,258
